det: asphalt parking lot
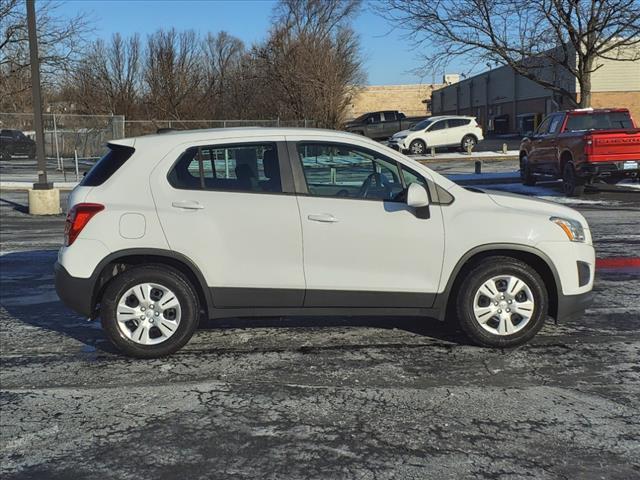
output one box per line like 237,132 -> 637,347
1,185 -> 639,479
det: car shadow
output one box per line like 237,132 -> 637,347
0,249 -> 468,357
0,196 -> 29,213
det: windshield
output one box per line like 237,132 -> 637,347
565,112 -> 633,132
410,118 -> 434,131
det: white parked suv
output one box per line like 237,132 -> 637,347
55,127 -> 594,357
388,116 -> 484,155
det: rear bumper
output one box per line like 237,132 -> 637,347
556,290 -> 594,322
54,261 -> 95,317
578,160 -> 639,179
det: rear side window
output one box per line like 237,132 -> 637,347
449,119 -> 471,127
565,112 -> 633,131
81,144 -> 135,186
168,143 -> 282,193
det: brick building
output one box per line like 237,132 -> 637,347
346,83 -> 443,119
431,48 -> 640,134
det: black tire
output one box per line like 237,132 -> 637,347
520,154 -> 537,186
460,135 -> 477,152
562,162 -> 584,197
100,265 -> 200,358
0,150 -> 11,162
409,139 -> 426,155
455,256 -> 548,348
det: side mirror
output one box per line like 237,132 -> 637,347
407,183 -> 430,208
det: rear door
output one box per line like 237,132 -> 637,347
151,136 -> 305,308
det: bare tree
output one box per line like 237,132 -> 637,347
380,0 -> 640,107
255,0 -> 365,127
202,31 -> 245,118
70,33 -> 141,117
0,0 -> 92,111
143,29 -> 203,120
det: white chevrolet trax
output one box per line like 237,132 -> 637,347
55,128 -> 594,357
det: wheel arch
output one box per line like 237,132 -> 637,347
559,149 -> 574,170
437,244 -> 561,321
90,248 -> 213,319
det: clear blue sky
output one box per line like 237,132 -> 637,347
55,0 -> 458,85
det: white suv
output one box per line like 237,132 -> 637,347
55,128 -> 594,357
388,116 -> 484,155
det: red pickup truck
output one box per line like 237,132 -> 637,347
519,108 -> 640,196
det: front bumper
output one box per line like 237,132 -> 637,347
54,261 -> 95,317
556,290 -> 594,322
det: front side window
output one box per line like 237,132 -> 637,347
548,115 -> 563,134
168,143 -> 282,193
535,116 -> 552,135
297,143 -> 403,201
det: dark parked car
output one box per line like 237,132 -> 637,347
0,129 -> 36,161
344,111 -> 428,140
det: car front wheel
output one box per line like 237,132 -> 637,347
455,256 -> 548,348
100,265 -> 200,358
520,155 -> 537,186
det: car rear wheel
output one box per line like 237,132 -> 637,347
562,162 -> 584,197
1,150 -> 11,162
100,265 -> 200,358
520,155 -> 537,186
460,135 -> 476,151
455,256 -> 548,348
409,139 -> 426,155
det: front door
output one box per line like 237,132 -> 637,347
424,119 -> 450,147
151,136 -> 305,308
289,139 -> 445,307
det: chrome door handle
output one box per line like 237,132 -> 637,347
172,200 -> 204,210
307,213 -> 338,223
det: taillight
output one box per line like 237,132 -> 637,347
584,135 -> 594,156
64,203 -> 104,246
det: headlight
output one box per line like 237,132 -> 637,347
394,135 -> 407,140
550,217 -> 586,242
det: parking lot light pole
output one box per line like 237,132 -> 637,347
26,0 -> 60,215
27,0 -> 49,189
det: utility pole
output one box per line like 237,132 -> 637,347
26,0 -> 50,189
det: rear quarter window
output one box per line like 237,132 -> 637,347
81,144 -> 135,186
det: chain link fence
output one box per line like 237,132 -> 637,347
1,113 -> 318,159
123,118 -> 318,137
0,113 -> 125,159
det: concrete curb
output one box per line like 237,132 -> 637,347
413,154 -> 519,164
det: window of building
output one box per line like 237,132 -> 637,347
168,143 -> 282,193
297,143 -> 403,201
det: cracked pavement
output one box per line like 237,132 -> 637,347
1,188 -> 639,479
